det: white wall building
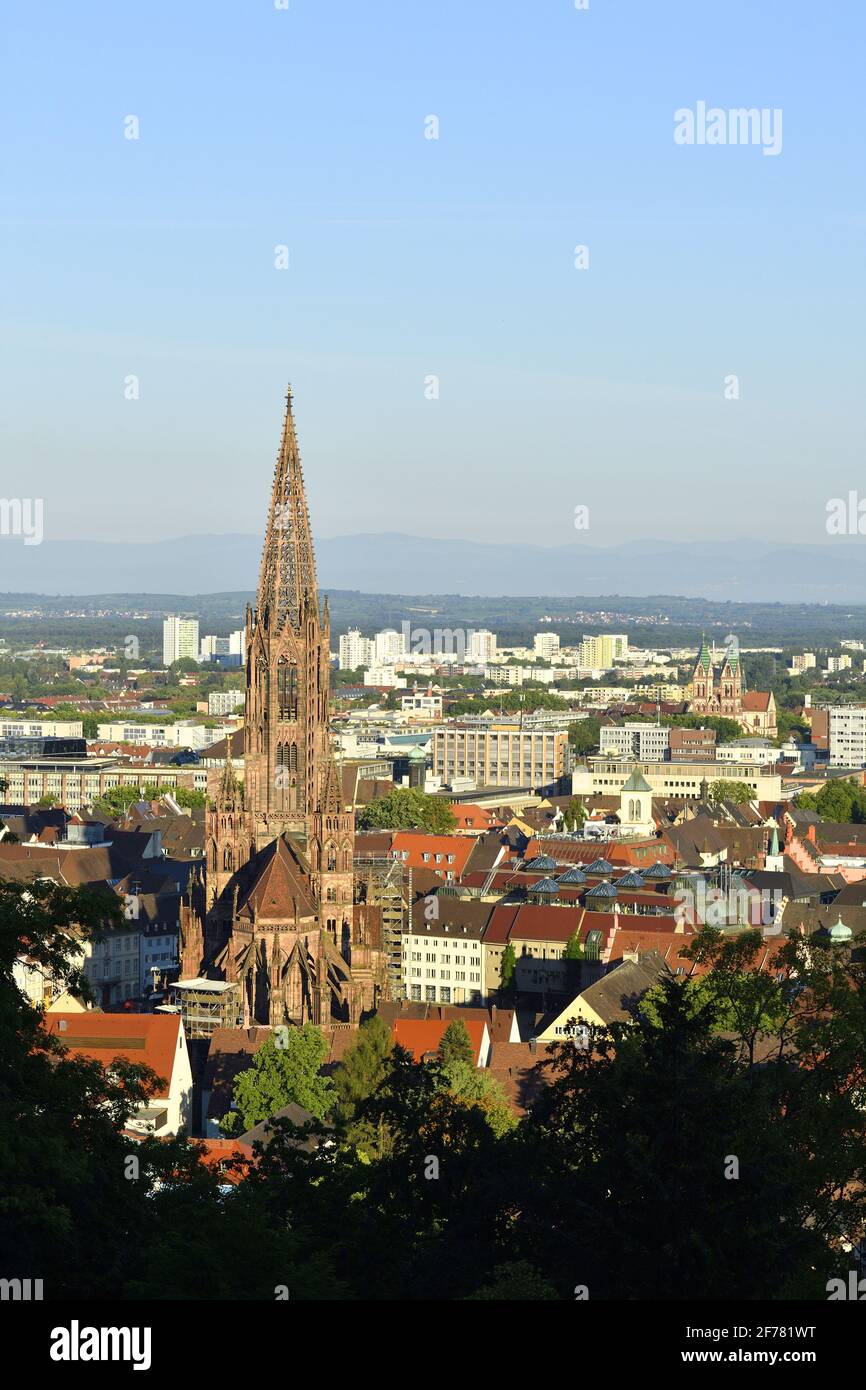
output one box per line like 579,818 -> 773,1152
829,706 -> 866,767
402,919 -> 485,1006
533,632 -> 561,661
373,628 -> 407,666
400,692 -> 443,718
339,629 -> 375,670
96,721 -> 221,750
207,690 -> 245,716
599,723 -> 670,761
163,615 -> 200,666
0,718 -> 83,739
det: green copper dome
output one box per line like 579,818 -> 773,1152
828,915 -> 853,943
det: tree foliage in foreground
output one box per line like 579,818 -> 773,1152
4,882 -> 866,1299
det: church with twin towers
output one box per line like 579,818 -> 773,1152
180,389 -> 387,1027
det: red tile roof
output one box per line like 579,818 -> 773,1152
389,832 -> 476,877
392,1017 -> 487,1065
43,1011 -> 181,1096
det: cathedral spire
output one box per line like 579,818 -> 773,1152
255,385 -> 318,632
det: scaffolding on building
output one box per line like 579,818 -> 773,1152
167,978 -> 241,1039
356,855 -> 406,1000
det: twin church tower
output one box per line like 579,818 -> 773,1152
182,389 -> 380,1027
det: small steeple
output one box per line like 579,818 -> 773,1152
319,747 -> 342,814
217,737 -> 241,810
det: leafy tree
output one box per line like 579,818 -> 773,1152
499,941 -> 517,997
438,1019 -> 474,1068
435,1058 -> 517,1138
561,797 -> 586,832
564,929 -> 583,961
36,793 -> 58,808
91,784 -> 145,818
357,787 -> 457,833
525,975 -> 846,1299
333,1015 -> 394,1154
568,717 -> 600,757
707,779 -> 754,805
221,1027 -> 334,1135
466,1261 -> 558,1300
0,878 -> 167,1298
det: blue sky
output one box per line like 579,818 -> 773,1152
3,0 -> 864,552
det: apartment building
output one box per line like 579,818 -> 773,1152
599,723 -> 670,761
401,918 -> 484,1004
339,628 -> 375,670
0,718 -> 83,739
432,723 -> 569,789
574,756 -> 781,802
162,615 -> 200,666
207,690 -> 245,716
467,629 -> 498,662
533,632 -> 561,661
829,706 -> 866,767
789,652 -> 816,674
578,634 -> 628,668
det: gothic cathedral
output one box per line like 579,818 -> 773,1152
182,388 -> 385,1027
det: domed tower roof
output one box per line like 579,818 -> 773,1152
586,857 -> 614,875
558,866 -> 587,885
530,877 -> 560,896
585,879 -> 617,901
828,915 -> 853,944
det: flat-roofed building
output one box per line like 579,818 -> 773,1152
432,722 -> 568,789
574,756 -> 781,803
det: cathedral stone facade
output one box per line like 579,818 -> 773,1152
687,636 -> 743,719
181,388 -> 386,1027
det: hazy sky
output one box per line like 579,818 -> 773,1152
3,0 -> 864,552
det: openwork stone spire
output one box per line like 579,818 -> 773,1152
256,385 -> 318,632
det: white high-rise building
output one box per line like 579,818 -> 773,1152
829,706 -> 866,766
533,632 -> 561,661
468,629 -> 498,662
578,633 -> 628,669
339,629 -> 375,670
163,615 -> 200,666
374,628 -> 407,666
199,629 -> 246,664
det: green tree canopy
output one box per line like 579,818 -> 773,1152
357,787 -> 457,833
499,941 -> 517,997
438,1018 -> 475,1068
707,779 -> 754,805
561,797 -> 586,832
221,1027 -> 334,1135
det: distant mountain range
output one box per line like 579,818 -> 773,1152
1,532 -> 864,603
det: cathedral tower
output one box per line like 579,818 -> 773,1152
243,387 -> 332,851
309,750 -> 356,955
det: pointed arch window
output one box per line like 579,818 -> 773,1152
326,842 -> 337,871
289,742 -> 298,773
278,660 -> 299,720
